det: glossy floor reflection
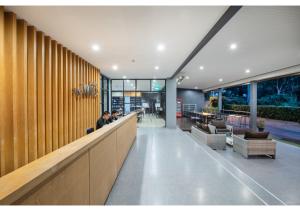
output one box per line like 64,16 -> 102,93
106,128 -> 267,205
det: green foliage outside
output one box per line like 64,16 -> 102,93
224,104 -> 300,123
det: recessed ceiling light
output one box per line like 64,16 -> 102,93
122,76 -> 127,79
112,65 -> 118,70
185,76 -> 190,79
230,43 -> 237,50
194,86 -> 198,89
219,78 -> 223,82
91,44 -> 100,51
157,44 -> 165,52
245,69 -> 251,74
199,66 -> 204,70
154,66 -> 159,70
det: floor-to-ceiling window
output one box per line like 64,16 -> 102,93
110,79 -> 166,127
101,75 -> 110,115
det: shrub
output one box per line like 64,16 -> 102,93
224,104 -> 300,123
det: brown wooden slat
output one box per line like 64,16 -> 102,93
57,44 -> 64,148
85,62 -> 88,132
76,56 -> 80,139
80,59 -> 84,137
87,64 -> 90,128
45,36 -> 52,154
67,50 -> 72,143
27,26 -> 37,162
36,31 -> 45,158
0,6 -> 4,175
63,47 -> 69,145
51,40 -> 58,151
1,12 -> 16,175
15,19 -> 28,168
72,54 -> 77,140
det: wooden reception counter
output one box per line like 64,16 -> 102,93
0,112 -> 137,205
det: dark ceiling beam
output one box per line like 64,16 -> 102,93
171,6 -> 242,79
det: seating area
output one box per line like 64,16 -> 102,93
190,115 -> 278,159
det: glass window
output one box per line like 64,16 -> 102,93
137,80 -> 150,91
151,80 -> 165,91
124,92 -> 136,114
112,80 -> 123,91
124,79 -> 136,91
111,92 -> 123,113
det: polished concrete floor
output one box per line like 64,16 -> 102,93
106,127 -> 289,205
137,114 -> 165,128
216,141 -> 300,205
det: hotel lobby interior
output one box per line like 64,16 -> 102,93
0,1 -> 300,207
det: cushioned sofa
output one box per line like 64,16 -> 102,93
233,131 -> 276,159
191,124 -> 226,150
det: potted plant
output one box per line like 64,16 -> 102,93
257,119 -> 265,132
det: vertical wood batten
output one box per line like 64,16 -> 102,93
57,44 -> 64,148
80,59 -> 84,137
75,56 -> 80,139
72,54 -> 77,140
45,36 -> 52,154
36,31 -> 45,158
1,12 -> 16,175
51,40 -> 58,151
15,19 -> 28,168
68,51 -> 73,143
27,26 -> 37,162
63,48 -> 69,145
0,11 -> 16,175
0,7 -> 4,175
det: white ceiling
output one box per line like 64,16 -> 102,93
177,6 -> 300,90
6,6 -> 227,79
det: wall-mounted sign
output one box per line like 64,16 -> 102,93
72,82 -> 98,97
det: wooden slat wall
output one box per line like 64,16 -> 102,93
45,36 -> 52,154
51,40 -> 58,151
27,26 -> 37,163
57,44 -> 64,148
0,7 -> 4,175
0,9 -> 101,177
15,19 -> 28,168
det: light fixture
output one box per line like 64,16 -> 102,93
177,82 -> 181,85
194,86 -> 198,89
219,78 -> 223,82
157,44 -> 165,52
185,76 -> 190,79
245,69 -> 251,74
91,44 -> 100,51
122,76 -> 127,79
112,65 -> 118,70
230,43 -> 237,50
199,66 -> 204,70
154,66 -> 159,70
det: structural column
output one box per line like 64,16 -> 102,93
249,81 -> 257,130
218,88 -> 223,112
166,78 -> 177,129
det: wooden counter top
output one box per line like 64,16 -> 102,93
0,112 -> 137,204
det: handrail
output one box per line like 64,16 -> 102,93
0,112 -> 137,204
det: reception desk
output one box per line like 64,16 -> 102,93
0,112 -> 137,205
